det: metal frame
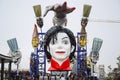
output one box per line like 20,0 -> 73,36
30,32 -> 46,79
77,32 -> 87,77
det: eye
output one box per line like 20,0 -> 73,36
62,40 -> 69,44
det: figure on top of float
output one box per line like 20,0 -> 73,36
43,2 -> 75,26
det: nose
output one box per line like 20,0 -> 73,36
57,42 -> 63,49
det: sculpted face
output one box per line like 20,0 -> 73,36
47,32 -> 74,61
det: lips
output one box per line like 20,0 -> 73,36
56,51 -> 65,54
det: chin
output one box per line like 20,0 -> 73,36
55,57 -> 68,61
57,58 -> 65,60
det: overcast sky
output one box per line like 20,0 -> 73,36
0,0 -> 120,73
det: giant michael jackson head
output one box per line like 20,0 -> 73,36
44,26 -> 76,70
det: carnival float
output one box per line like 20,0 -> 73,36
30,2 -> 103,80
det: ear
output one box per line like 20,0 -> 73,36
71,45 -> 75,53
47,46 -> 50,52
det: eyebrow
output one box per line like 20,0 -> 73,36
62,37 -> 69,40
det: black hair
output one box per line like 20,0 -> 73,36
44,26 -> 76,61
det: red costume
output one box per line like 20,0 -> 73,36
48,58 -> 71,71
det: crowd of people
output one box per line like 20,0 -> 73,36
0,70 -> 99,80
